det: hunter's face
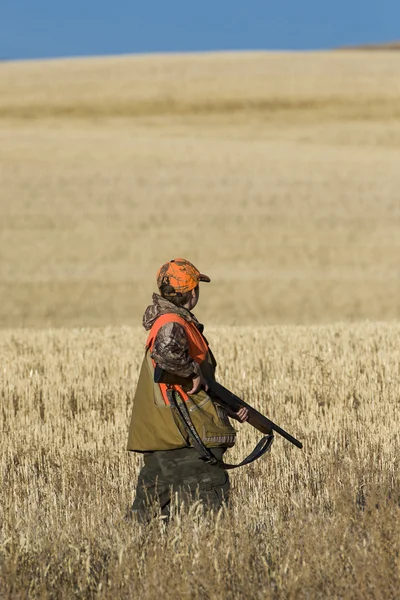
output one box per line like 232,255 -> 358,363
189,286 -> 199,310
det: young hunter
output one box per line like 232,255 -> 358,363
127,258 -> 248,522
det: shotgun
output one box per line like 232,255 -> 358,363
154,365 -> 303,450
206,378 -> 302,449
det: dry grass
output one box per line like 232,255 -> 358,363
1,52 -> 400,119
340,42 -> 400,51
1,323 -> 399,598
1,51 -> 400,328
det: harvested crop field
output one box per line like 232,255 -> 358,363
1,323 -> 399,598
0,51 -> 399,598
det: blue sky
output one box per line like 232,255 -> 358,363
1,1 -> 398,60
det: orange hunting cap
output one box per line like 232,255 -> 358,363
157,258 -> 211,296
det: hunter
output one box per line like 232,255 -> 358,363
127,258 -> 248,522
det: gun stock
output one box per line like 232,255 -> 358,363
154,364 -> 302,450
206,379 -> 303,450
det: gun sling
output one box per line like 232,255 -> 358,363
155,363 -> 302,452
206,379 -> 303,449
166,388 -> 274,470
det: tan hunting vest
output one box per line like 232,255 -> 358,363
127,314 -> 236,452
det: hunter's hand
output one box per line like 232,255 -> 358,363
235,407 -> 249,423
188,373 -> 208,395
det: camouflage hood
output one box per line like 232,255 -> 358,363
142,294 -> 197,331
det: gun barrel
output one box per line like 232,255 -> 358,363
206,379 -> 303,450
154,363 -> 303,450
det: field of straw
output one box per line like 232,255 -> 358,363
1,324 -> 399,598
0,51 -> 399,598
1,51 -> 400,328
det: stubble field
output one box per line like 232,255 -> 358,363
0,51 -> 400,598
1,324 -> 399,598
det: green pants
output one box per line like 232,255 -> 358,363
130,446 -> 230,522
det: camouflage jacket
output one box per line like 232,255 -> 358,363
143,294 -> 206,379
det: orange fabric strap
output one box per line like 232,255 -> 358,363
146,313 -> 208,362
146,313 -> 209,405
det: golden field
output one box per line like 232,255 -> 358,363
0,324 -> 399,598
1,51 -> 400,327
0,51 -> 400,598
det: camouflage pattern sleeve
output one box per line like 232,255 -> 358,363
150,322 -> 201,379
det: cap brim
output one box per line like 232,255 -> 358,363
199,273 -> 211,283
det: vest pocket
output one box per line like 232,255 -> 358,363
187,390 -> 212,412
202,424 -> 236,447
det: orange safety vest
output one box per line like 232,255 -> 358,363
127,312 -> 236,451
146,313 -> 208,405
